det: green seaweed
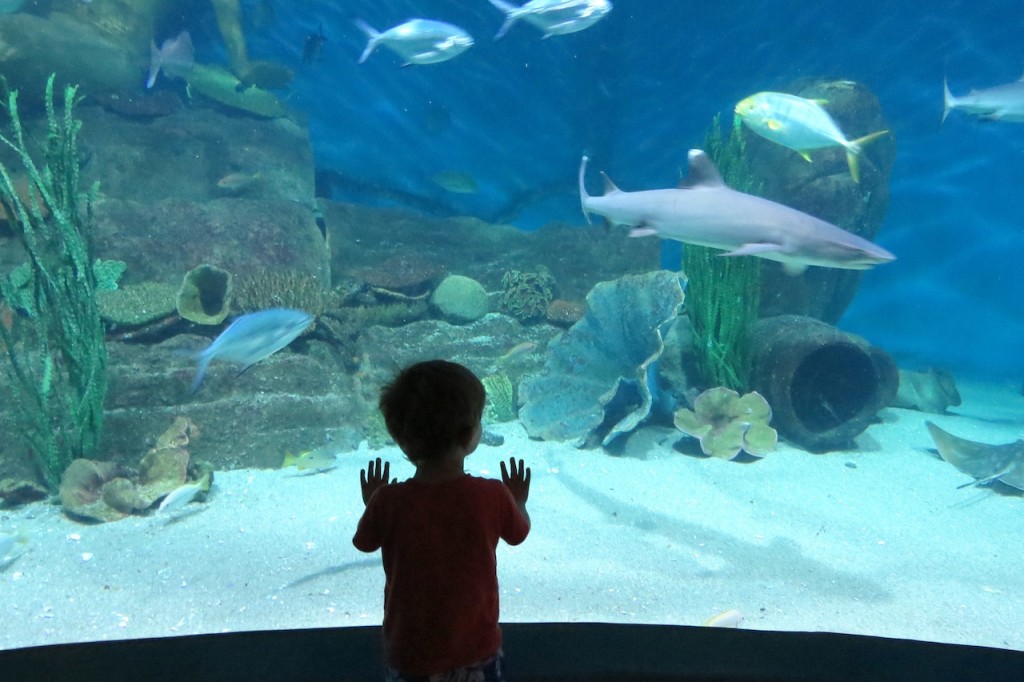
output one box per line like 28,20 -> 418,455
482,373 -> 516,424
0,75 -> 107,490
683,114 -> 762,391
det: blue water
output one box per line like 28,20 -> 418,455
192,0 -> 1023,381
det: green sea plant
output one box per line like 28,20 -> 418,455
683,113 -> 762,390
482,373 -> 516,423
674,387 -> 777,460
0,74 -> 107,490
498,267 -> 555,322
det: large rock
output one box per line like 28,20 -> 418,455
101,336 -> 366,470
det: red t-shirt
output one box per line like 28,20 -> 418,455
353,474 -> 530,676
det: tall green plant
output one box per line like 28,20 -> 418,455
0,75 -> 106,490
683,114 -> 762,391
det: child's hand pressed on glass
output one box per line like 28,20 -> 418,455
500,457 -> 531,505
360,457 -> 395,505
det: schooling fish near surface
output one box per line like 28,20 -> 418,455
942,75 -> 1024,123
734,91 -> 888,183
579,150 -> 895,276
488,0 -> 613,40
191,307 -> 313,393
355,19 -> 474,65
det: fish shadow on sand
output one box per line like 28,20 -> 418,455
925,421 -> 1024,496
547,459 -> 890,603
279,558 -> 380,591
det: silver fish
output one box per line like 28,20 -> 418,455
579,150 -> 895,276
943,75 -> 1024,123
355,19 -> 474,65
157,481 -> 204,513
734,91 -> 888,183
191,307 -> 313,393
488,0 -> 612,40
147,31 -> 195,89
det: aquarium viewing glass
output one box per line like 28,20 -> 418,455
0,0 -> 1021,660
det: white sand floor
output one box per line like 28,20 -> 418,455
1,378 -> 1022,653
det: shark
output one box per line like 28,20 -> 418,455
942,75 -> 1024,124
925,421 -> 1024,491
578,150 -> 896,275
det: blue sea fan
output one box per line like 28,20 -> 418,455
518,270 -> 685,447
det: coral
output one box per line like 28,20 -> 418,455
58,417 -> 206,523
545,299 -> 584,327
0,75 -> 107,490
92,258 -> 127,291
498,267 -> 555,321
674,387 -> 777,460
430,274 -> 489,323
482,373 -> 516,424
232,267 -> 331,318
684,113 -> 762,391
0,477 -> 48,507
96,281 -> 177,326
519,270 -> 686,447
176,263 -> 233,325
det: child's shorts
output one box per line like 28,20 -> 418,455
384,649 -> 505,682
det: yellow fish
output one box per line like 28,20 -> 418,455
734,91 -> 888,183
282,443 -> 339,472
702,608 -> 743,628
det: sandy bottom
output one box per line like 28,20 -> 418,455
1,379 -> 1022,654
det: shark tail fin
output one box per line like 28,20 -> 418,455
578,155 -> 592,225
355,20 -> 381,63
845,130 -> 889,183
942,77 -> 955,125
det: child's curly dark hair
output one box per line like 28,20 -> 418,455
379,360 -> 485,463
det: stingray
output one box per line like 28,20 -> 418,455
925,421 -> 1024,490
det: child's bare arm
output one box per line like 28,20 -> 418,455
360,457 -> 394,506
500,457 -> 531,525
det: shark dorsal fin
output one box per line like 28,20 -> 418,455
680,149 -> 725,189
600,172 -> 621,194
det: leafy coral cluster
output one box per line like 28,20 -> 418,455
497,267 -> 555,322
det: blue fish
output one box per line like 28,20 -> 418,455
191,308 -> 313,393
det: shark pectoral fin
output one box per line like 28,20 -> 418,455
628,227 -> 658,238
781,262 -> 808,276
721,242 -> 783,257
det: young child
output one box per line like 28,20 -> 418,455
353,359 -> 532,682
